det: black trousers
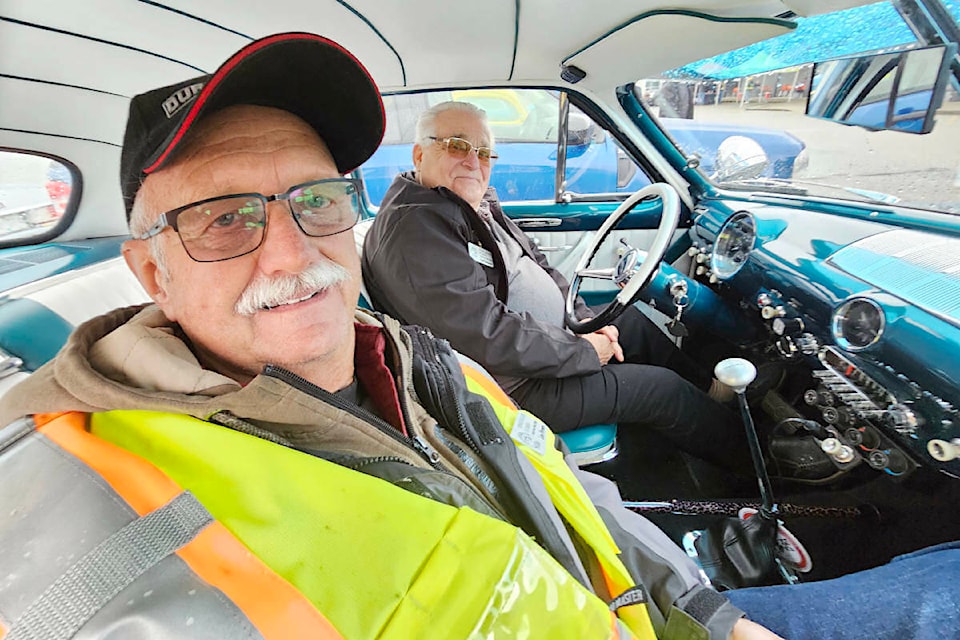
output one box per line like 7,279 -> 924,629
511,306 -> 749,467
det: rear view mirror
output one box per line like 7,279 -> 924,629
806,43 -> 956,134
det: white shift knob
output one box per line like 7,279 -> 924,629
714,358 -> 757,393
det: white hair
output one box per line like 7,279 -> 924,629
415,101 -> 494,147
129,186 -> 170,283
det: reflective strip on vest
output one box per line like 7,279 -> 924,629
34,412 -> 343,640
7,492 -> 213,640
459,365 -> 658,640
54,410 -> 629,639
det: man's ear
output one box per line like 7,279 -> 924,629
122,238 -> 170,306
412,144 -> 423,171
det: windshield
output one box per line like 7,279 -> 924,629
642,0 -> 960,214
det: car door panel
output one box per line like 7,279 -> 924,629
503,200 -> 686,288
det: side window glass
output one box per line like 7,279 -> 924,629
0,150 -> 78,245
464,89 -> 561,202
358,88 -> 653,206
361,93 -> 437,206
563,104 -> 653,197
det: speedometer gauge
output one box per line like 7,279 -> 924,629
832,298 -> 885,351
711,212 -> 756,279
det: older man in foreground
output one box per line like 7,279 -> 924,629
1,32 -> 955,640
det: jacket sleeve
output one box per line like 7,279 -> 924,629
364,203 -> 602,380
573,468 -> 745,640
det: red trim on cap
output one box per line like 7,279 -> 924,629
144,33 -> 379,175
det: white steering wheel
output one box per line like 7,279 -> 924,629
565,183 -> 681,334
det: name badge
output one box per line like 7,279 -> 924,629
468,242 -> 494,268
511,411 -> 548,456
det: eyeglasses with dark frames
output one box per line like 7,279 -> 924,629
429,136 -> 498,165
135,178 -> 362,262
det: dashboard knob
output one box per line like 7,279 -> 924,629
883,404 -> 920,434
867,450 -> 889,469
795,333 -> 820,355
821,438 -> 855,463
772,317 -> 804,336
822,406 -> 840,424
927,438 -> 960,462
760,305 -> 785,320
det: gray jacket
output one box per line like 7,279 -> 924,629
362,172 -> 599,389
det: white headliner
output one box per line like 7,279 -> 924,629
0,0 -> 876,239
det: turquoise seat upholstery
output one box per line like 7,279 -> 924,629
557,423 -> 619,466
0,257 -> 153,406
0,298 -> 74,371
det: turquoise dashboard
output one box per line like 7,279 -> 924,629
687,198 -> 960,479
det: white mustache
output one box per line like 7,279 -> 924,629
235,260 -> 351,316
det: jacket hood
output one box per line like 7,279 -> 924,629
0,304 -> 401,437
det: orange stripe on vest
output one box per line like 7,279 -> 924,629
37,412 -> 343,640
459,363 -> 516,407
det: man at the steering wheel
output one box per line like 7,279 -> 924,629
363,101 -> 745,465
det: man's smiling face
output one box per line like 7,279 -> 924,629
124,105 -> 361,388
413,109 -> 492,210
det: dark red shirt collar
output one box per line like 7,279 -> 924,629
353,322 -> 407,435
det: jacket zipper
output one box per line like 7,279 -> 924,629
262,364 -> 443,469
346,455 -> 408,470
407,325 -> 487,455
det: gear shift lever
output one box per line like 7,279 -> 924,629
692,357 -> 784,590
715,358 -> 778,521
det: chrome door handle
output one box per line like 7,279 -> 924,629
537,245 -> 573,252
515,217 -> 562,228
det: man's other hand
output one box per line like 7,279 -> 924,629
581,326 -> 624,365
730,618 -> 784,640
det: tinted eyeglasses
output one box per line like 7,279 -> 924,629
135,178 -> 361,262
429,136 -> 498,165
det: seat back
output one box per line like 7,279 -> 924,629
354,217 -> 375,309
0,257 -> 151,401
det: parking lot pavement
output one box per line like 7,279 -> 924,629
681,100 -> 960,211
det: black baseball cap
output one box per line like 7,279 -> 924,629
120,32 -> 385,217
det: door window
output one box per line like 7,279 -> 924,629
358,89 -> 652,207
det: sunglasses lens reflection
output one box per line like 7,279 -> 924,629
442,137 -> 496,165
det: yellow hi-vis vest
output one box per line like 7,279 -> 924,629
460,362 -> 658,640
36,409 -> 641,639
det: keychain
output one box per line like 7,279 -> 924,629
666,280 -> 689,341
